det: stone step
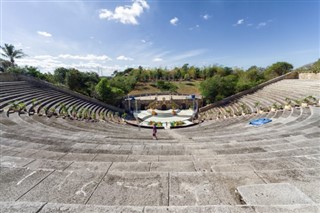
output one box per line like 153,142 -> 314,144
1,201 -> 319,213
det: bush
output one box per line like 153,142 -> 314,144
156,81 -> 178,92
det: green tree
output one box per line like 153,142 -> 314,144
95,78 -> 113,102
264,62 -> 293,79
109,75 -> 136,93
25,66 -> 46,79
54,67 -> 69,84
95,78 -> 125,104
0,43 -> 26,67
188,66 -> 196,79
0,58 -> 11,72
184,73 -> 190,81
200,75 -> 222,103
66,69 -> 82,91
6,66 -> 26,74
200,74 -> 237,103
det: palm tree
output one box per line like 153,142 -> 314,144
1,43 -> 26,67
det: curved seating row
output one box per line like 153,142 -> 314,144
200,79 -> 320,120
0,81 -> 120,122
0,79 -> 319,212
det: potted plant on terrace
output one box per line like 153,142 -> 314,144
303,96 -> 317,107
70,106 -> 77,119
121,112 -> 127,121
7,100 -> 19,115
29,99 -> 37,115
39,106 -> 47,117
284,97 -> 292,110
17,102 -> 27,115
100,111 -> 105,120
301,97 -> 312,108
59,103 -> 68,119
47,107 -> 57,118
240,104 -> 248,116
271,103 -> 280,112
92,112 -> 96,122
254,101 -> 260,114
293,99 -> 302,108
172,106 -> 177,115
77,108 -> 84,120
151,108 -> 157,116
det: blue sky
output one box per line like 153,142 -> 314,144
1,0 -> 319,75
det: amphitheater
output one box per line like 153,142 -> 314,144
0,73 -> 319,213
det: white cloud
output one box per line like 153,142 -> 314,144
171,49 -> 206,61
233,19 -> 245,26
170,17 -> 179,26
237,19 -> 244,25
58,54 -> 112,61
153,58 -> 163,62
202,14 -> 210,20
141,39 -> 146,43
37,31 -> 52,37
257,22 -> 267,29
16,55 -> 119,76
189,24 -> 200,31
116,55 -> 134,61
99,0 -> 149,25
34,55 -> 56,59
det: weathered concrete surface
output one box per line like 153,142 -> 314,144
26,159 -> 72,171
144,206 -> 256,213
0,201 -> 45,213
170,172 -> 264,206
150,162 -> 195,172
64,161 -> 112,173
158,155 -> 193,162
110,162 -> 151,172
237,183 -> 315,205
253,204 -> 320,213
87,172 -> 168,206
210,164 -> 254,173
19,170 -> 105,204
60,153 -> 97,161
0,156 -> 34,168
29,150 -> 66,160
92,154 -> 128,162
256,168 -> 320,203
40,203 -> 143,213
126,155 -> 159,162
0,168 -> 52,201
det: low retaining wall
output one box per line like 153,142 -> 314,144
0,73 -> 124,113
199,71 -> 298,113
299,73 -> 320,80
0,73 -> 19,81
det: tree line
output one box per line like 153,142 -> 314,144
3,43 -> 316,106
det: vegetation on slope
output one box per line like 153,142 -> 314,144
2,43 -> 317,106
296,59 -> 320,73
129,80 -> 201,95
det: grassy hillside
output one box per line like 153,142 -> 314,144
129,80 -> 201,95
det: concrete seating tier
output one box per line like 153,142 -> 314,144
0,79 -> 319,212
200,79 -> 320,120
0,81 -> 120,122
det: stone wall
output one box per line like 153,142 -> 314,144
0,73 -> 20,82
299,73 -> 320,80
